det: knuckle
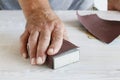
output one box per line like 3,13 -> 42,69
42,25 -> 49,30
53,30 -> 63,36
37,48 -> 45,56
29,37 -> 36,44
29,33 -> 38,43
42,35 -> 50,41
56,22 -> 64,28
53,35 -> 62,41
40,31 -> 50,41
42,25 -> 53,31
54,26 -> 64,33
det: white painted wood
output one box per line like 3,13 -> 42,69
0,10 -> 120,80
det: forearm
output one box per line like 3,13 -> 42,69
108,0 -> 120,10
18,0 -> 52,19
108,0 -> 115,10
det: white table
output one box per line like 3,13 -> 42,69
0,10 -> 120,80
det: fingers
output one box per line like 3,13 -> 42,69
20,30 -> 29,59
28,31 -> 39,65
37,27 -> 51,64
47,24 -> 64,55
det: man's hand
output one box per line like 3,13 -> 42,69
19,0 -> 68,65
108,0 -> 120,11
20,9 -> 68,65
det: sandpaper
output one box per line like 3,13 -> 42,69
77,12 -> 120,43
46,39 -> 80,69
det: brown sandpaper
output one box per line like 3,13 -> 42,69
46,39 -> 79,69
77,13 -> 120,43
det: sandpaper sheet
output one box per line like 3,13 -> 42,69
77,12 -> 120,43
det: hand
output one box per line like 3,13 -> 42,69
108,0 -> 120,11
20,9 -> 68,65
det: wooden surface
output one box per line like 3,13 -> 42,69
0,10 -> 120,80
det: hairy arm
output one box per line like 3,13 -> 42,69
108,0 -> 120,11
18,0 -> 52,19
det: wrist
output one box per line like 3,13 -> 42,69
108,0 -> 116,10
18,0 -> 52,19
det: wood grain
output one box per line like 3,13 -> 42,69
0,11 -> 120,80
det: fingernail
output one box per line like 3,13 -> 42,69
48,48 -> 54,55
22,53 -> 27,58
31,58 -> 36,65
37,57 -> 43,64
